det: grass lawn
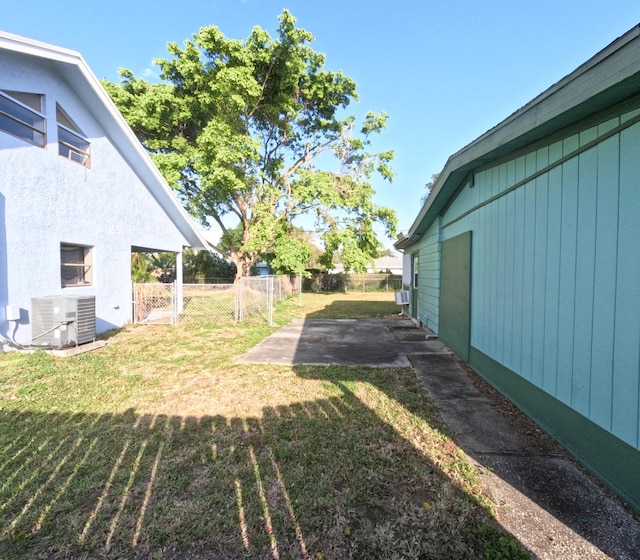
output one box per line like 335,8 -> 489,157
0,292 -> 528,559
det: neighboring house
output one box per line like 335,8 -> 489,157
0,31 -> 207,348
367,256 -> 402,274
396,25 -> 640,512
253,262 -> 271,276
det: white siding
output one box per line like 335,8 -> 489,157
0,52 -> 189,344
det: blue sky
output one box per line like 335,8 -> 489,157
3,1 -> 640,248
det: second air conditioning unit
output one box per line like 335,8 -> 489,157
395,290 -> 410,305
31,295 -> 96,348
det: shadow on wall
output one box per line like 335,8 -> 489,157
0,193 -> 8,348
96,318 -> 121,336
0,193 -> 28,348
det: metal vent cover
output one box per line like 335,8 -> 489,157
395,290 -> 410,305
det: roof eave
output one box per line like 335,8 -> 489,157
400,24 -> 640,249
0,31 -> 208,250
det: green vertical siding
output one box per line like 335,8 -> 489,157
470,347 -> 640,513
542,141 -> 563,395
522,154 -> 537,381
573,141 -> 597,416
439,106 -> 640,451
511,183 -> 526,374
531,146 -> 549,388
556,141 -> 578,404
413,219 -> 440,333
614,121 -> 640,444
440,232 -> 472,361
590,132 -> 619,428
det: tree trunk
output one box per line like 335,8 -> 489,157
232,251 -> 259,281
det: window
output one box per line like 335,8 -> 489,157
61,244 -> 93,287
56,104 -> 91,167
0,90 -> 45,147
58,127 -> 91,166
412,255 -> 419,289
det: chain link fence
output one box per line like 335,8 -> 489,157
303,273 -> 402,293
181,283 -> 236,323
133,282 -> 178,325
133,274 -> 398,326
133,275 -> 300,326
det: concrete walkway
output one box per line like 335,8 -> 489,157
410,352 -> 640,560
239,318 -> 640,559
238,317 -> 446,367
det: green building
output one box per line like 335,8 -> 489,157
396,25 -> 640,512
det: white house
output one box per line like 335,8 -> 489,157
367,256 -> 402,274
0,31 -> 208,349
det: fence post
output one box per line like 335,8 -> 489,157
132,282 -> 137,324
241,279 -> 245,323
268,276 -> 275,326
234,281 -> 240,322
172,281 -> 178,325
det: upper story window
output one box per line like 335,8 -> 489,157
57,104 -> 91,167
0,90 -> 46,147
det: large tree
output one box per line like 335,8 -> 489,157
103,10 -> 397,278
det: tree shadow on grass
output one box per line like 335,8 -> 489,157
0,378 -> 520,559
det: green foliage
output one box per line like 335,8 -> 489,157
263,226 -> 324,275
474,523 -> 531,559
133,250 -> 235,283
131,252 -> 155,283
152,252 -> 176,282
183,249 -> 236,281
104,10 -> 397,278
421,172 -> 441,205
268,235 -> 310,275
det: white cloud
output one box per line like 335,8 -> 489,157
141,67 -> 159,80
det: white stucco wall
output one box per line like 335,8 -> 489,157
0,52 -> 190,345
401,253 -> 411,287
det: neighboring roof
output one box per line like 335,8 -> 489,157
370,256 -> 402,270
330,255 -> 402,273
396,24 -> 640,250
0,31 -> 208,249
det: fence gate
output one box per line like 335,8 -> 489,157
133,282 -> 178,325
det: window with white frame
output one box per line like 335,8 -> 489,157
61,243 -> 93,287
56,104 -> 91,167
412,254 -> 419,289
0,90 -> 46,147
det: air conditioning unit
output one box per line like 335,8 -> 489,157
395,290 -> 410,305
31,295 -> 96,348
